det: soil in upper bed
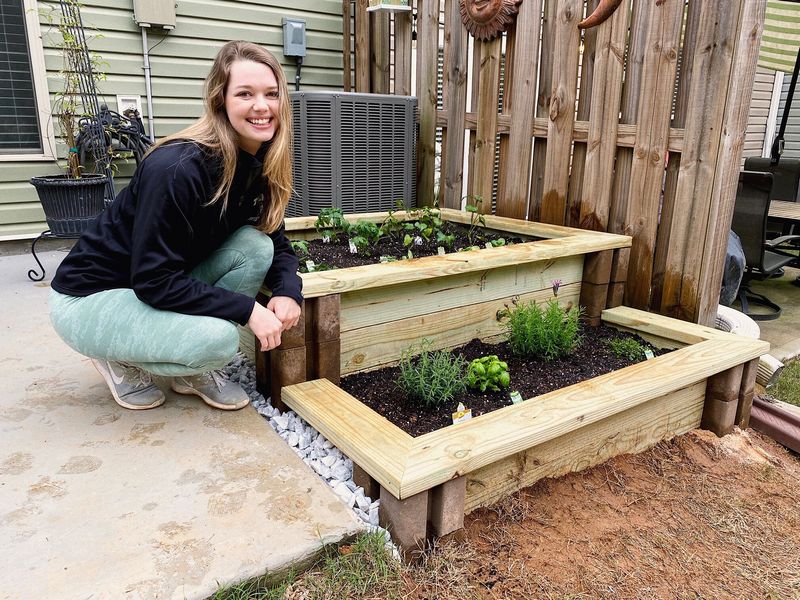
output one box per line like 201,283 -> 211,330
296,222 -> 527,271
339,323 -> 669,437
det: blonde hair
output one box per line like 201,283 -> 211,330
150,41 -> 292,233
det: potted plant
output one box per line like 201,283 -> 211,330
29,0 -> 110,237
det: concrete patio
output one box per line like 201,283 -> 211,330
0,241 -> 363,600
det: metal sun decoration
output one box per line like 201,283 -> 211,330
459,0 -> 522,41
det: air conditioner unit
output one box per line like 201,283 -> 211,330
287,91 -> 418,217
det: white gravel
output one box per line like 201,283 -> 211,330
224,354 -> 398,555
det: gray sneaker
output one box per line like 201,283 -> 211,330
171,370 -> 250,410
92,359 -> 165,410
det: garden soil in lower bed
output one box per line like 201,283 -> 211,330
340,324 -> 667,437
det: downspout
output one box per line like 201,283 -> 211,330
140,25 -> 156,140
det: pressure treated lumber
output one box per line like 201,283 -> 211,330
540,0 -> 582,225
355,0 -> 370,92
496,0 -> 543,219
465,381 -> 705,512
394,11 -> 413,96
736,358 -> 759,429
701,364 -> 745,437
472,37 -> 502,208
442,0 -> 468,209
415,0 -> 439,206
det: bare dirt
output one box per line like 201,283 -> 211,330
399,427 -> 800,600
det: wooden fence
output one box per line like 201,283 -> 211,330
346,0 -> 766,326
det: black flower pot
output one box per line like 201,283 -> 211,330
29,174 -> 109,236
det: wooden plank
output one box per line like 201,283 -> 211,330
539,0 -> 582,225
355,0 -> 370,92
565,0 -> 599,227
394,10 -> 413,96
495,30 -> 515,212
399,336 -> 766,498
340,285 -> 582,374
466,37 -> 481,200
442,0 -> 468,209
607,0 -> 650,308
496,0 -> 543,219
696,0 -> 767,325
658,0 -> 742,321
370,11 -> 391,93
282,379 -> 412,498
472,36 -> 502,211
343,0 -> 352,92
300,232 -> 631,297
578,0 -> 628,233
465,381 -> 705,512
416,0 -> 440,206
622,0 -> 684,310
650,0 -> 702,307
528,0 -> 558,221
340,255 -> 584,332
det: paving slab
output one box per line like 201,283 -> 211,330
0,248 -> 364,600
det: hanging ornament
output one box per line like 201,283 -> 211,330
368,0 -> 412,12
459,0 -> 522,41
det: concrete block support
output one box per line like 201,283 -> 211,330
379,486 -> 429,553
701,364 -> 745,436
428,476 -> 466,537
353,463 -> 380,500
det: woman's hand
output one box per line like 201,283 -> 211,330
248,302 -> 284,351
266,296 -> 302,330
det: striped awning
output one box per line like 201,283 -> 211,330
758,0 -> 800,73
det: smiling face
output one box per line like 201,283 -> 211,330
224,59 -> 281,155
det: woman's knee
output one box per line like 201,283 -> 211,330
186,321 -> 240,371
228,226 -> 274,265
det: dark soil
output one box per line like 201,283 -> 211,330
297,222 -> 526,271
340,323 -> 668,437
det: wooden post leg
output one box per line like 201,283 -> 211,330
379,486 -> 428,555
606,247 -> 629,309
306,294 -> 341,384
428,476 -> 466,537
579,250 -> 613,326
701,364 -> 745,437
736,358 -> 759,430
267,302 -> 307,412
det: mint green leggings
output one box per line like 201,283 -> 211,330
49,226 -> 273,377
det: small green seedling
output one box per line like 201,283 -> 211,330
606,337 -> 647,361
466,355 -> 510,392
396,340 -> 467,408
314,207 -> 352,240
290,240 -> 309,256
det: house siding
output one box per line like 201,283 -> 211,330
776,72 -> 800,160
742,67 -> 778,165
1,0 -> 346,239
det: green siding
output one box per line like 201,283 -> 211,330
2,0 -> 346,239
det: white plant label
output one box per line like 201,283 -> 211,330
437,246 -> 446,256
414,235 -> 424,246
305,260 -> 316,272
509,390 -> 523,404
644,348 -> 655,360
452,402 -> 472,424
322,234 -> 331,244
348,239 -> 358,254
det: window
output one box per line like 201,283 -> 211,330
0,0 -> 55,160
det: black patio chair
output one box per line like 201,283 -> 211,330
731,171 -> 800,320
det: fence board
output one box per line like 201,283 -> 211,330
697,0 -> 766,325
355,0 -> 370,92
566,0 -> 599,227
394,11 -> 412,95
496,0 -> 543,219
442,0 -> 468,209
370,11 -> 391,93
658,0 -> 741,320
623,0 -> 684,310
473,37 -> 502,211
528,0 -> 558,221
540,0 -> 582,225
343,0 -> 351,91
416,0 -> 440,206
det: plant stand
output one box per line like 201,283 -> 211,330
27,230 -> 79,282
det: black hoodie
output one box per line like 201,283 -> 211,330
52,141 -> 303,325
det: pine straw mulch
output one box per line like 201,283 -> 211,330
403,427 -> 800,600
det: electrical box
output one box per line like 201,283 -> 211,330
116,95 -> 143,116
282,18 -> 306,58
133,0 -> 176,29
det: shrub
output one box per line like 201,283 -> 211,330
606,337 -> 646,361
466,355 -> 510,392
396,340 -> 467,408
503,299 -> 582,360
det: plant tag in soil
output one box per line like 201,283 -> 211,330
644,348 -> 655,360
379,255 -> 396,263
437,246 -> 446,256
414,235 -> 424,246
348,239 -> 358,254
322,234 -> 331,244
485,241 -> 493,249
305,260 -> 316,272
452,402 -> 472,424
509,390 -> 523,405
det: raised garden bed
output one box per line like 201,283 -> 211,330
280,307 -> 767,552
252,208 -> 633,402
